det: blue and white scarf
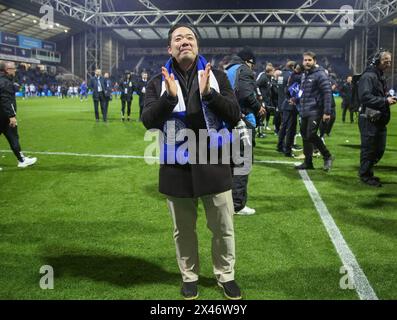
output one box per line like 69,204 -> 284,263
160,55 -> 229,164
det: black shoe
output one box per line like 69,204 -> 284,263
361,177 -> 382,187
323,156 -> 334,172
257,133 -> 266,138
294,162 -> 314,170
285,152 -> 295,158
276,147 -> 284,153
181,281 -> 199,300
218,280 -> 242,300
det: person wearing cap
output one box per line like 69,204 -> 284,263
225,48 -> 265,216
142,23 -> 242,300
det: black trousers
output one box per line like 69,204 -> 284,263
121,100 -> 132,117
277,109 -> 298,154
274,110 -> 282,133
0,119 -> 23,162
93,93 -> 107,121
358,115 -> 387,179
301,116 -> 331,164
231,124 -> 254,212
342,103 -> 354,123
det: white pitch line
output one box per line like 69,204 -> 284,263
0,149 -> 157,160
298,169 -> 378,300
0,150 -> 296,165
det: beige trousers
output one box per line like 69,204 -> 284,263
166,190 -> 236,283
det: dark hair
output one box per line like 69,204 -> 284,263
0,60 -> 6,72
303,51 -> 317,60
167,23 -> 199,46
370,49 -> 391,66
237,47 -> 256,64
286,60 -> 296,70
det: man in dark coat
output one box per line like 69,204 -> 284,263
341,75 -> 354,123
294,52 -> 334,171
358,50 -> 396,187
89,69 -> 107,122
0,61 -> 37,169
136,71 -> 148,121
277,61 -> 300,157
142,23 -> 242,300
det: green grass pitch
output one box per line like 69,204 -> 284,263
0,95 -> 396,299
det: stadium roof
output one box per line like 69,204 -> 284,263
0,0 -> 90,42
108,0 -> 357,41
2,0 -> 397,44
0,3 -> 70,40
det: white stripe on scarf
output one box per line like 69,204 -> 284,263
160,70 -> 220,113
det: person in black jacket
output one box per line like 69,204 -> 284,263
103,72 -> 112,121
225,48 -> 265,216
294,52 -> 334,171
142,23 -> 242,300
358,50 -> 396,187
0,61 -> 37,168
88,69 -> 107,122
341,75 -> 354,123
136,71 -> 148,121
277,62 -> 301,157
256,64 -> 276,133
119,71 -> 135,121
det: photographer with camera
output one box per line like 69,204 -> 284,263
358,50 -> 397,187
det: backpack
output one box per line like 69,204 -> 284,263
226,64 -> 242,98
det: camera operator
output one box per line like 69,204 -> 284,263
358,50 -> 397,187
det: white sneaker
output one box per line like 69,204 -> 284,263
265,126 -> 272,131
18,156 -> 37,168
235,206 -> 256,215
294,153 -> 306,160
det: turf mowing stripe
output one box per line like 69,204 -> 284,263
2,148 -> 377,299
1,149 -> 296,165
298,169 -> 378,300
